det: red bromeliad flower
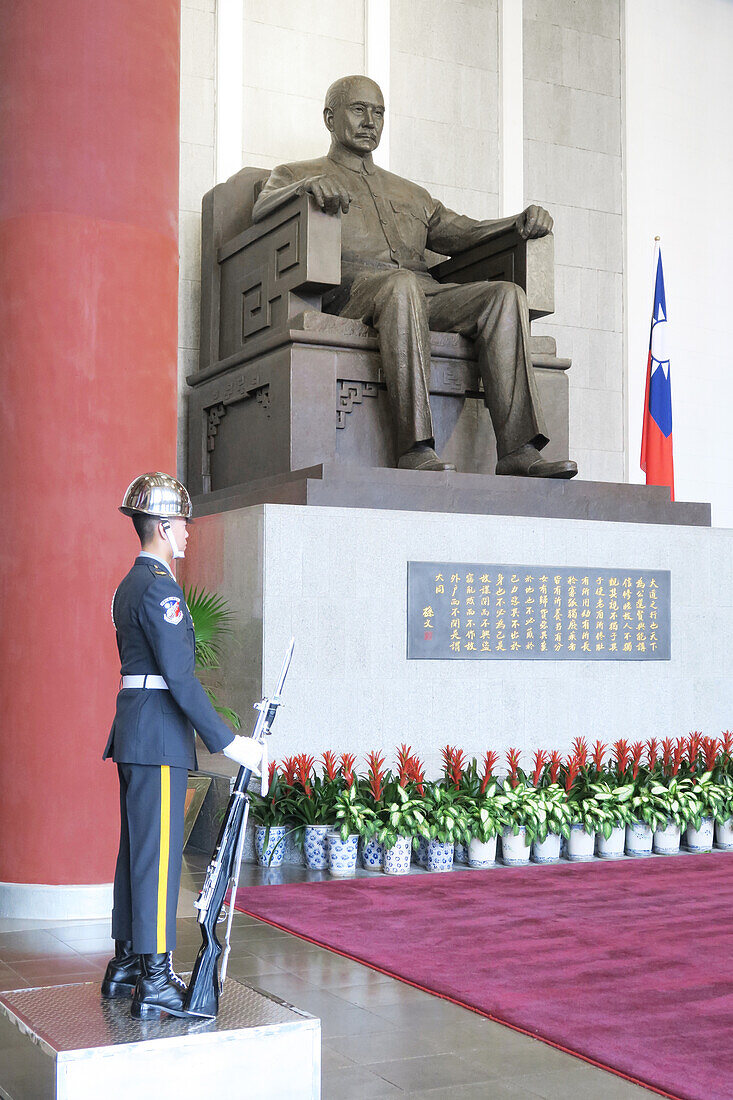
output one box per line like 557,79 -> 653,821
295,753 -> 315,797
613,739 -> 630,776
480,750 -> 499,795
571,737 -> 589,767
630,741 -> 644,781
396,743 -> 413,776
701,736 -> 719,773
447,748 -> 467,790
531,749 -> 547,787
267,760 -> 277,791
646,738 -> 658,771
721,731 -> 733,758
340,752 -> 357,787
687,731 -> 703,770
280,755 -> 298,787
366,750 -> 387,802
407,756 -> 425,797
506,747 -> 521,789
321,750 -> 339,782
548,750 -> 562,785
670,741 -> 684,777
441,744 -> 457,776
661,737 -> 673,775
591,740 -> 606,772
564,754 -> 581,793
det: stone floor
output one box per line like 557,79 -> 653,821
0,850 -> 651,1099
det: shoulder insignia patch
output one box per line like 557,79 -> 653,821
160,596 -> 183,625
153,568 -> 168,576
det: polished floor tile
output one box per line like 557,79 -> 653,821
0,850 -> 649,1098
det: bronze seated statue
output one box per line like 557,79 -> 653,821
187,75 -> 575,497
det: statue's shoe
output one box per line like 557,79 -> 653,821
496,444 -> 577,480
398,447 -> 456,472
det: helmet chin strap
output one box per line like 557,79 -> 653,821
161,520 -> 185,560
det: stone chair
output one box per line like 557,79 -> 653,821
186,167 -> 570,497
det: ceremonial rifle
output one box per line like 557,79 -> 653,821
182,639 -> 294,1019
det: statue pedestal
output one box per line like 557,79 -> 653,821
182,485 -> 729,782
0,979 -> 320,1100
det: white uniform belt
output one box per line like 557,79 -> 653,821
121,675 -> 169,690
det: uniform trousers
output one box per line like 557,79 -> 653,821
111,763 -> 188,954
339,269 -> 549,459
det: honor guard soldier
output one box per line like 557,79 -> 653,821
102,472 -> 264,1019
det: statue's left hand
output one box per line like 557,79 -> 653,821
516,205 -> 553,240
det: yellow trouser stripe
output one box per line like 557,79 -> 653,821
156,766 -> 171,953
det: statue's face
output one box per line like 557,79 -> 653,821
325,78 -> 384,156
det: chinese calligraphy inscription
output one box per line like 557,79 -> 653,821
407,563 -> 671,661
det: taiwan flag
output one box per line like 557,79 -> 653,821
640,244 -> 674,499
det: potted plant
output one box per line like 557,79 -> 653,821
441,745 -> 478,863
557,753 -> 596,861
685,768 -> 717,851
645,775 -> 697,854
327,755 -> 376,877
423,783 -> 470,872
582,779 -> 634,858
533,785 -> 572,864
395,746 -> 430,866
711,732 -> 733,849
359,751 -> 389,870
496,755 -> 542,866
526,750 -> 569,864
625,784 -> 657,856
378,784 -> 429,875
283,751 -> 340,870
465,751 -> 502,867
249,764 -> 290,867
183,584 -> 242,728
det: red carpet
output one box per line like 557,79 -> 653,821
236,853 -> 733,1099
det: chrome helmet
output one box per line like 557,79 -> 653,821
119,472 -> 193,519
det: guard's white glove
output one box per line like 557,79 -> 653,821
222,736 -> 265,775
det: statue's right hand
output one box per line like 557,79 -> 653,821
301,176 -> 351,215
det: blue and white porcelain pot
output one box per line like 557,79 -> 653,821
685,817 -> 714,852
327,832 -> 359,877
427,838 -> 454,872
626,820 -> 652,856
468,835 -> 497,868
532,832 -> 561,864
453,841 -> 469,865
596,825 -> 625,859
416,835 -> 430,867
361,836 -> 384,871
653,820 -> 680,855
716,817 -> 733,850
384,835 -> 412,875
567,824 -> 595,862
303,824 -> 330,870
255,824 -> 287,868
501,825 -> 530,865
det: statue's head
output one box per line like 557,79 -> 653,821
323,76 -> 385,156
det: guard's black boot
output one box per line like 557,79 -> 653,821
101,940 -> 142,999
131,952 -> 189,1019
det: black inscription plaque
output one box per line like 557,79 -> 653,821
407,563 -> 671,661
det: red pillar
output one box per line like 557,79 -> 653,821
0,1 -> 181,902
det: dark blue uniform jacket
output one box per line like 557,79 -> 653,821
103,556 -> 233,769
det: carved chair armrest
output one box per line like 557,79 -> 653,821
201,192 -> 342,375
430,227 -> 555,320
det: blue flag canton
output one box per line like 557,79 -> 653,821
648,252 -> 672,437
